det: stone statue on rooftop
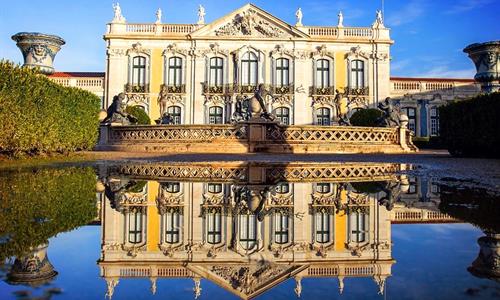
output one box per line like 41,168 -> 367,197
197,5 -> 206,25
373,10 -> 384,28
295,8 -> 303,26
155,8 -> 162,24
112,2 -> 125,23
338,11 -> 344,27
377,97 -> 400,127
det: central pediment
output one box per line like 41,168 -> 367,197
191,3 -> 309,39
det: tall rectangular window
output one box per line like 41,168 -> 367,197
348,212 -> 368,243
206,211 -> 222,244
241,52 -> 258,86
208,106 -> 223,124
128,211 -> 143,244
315,211 -> 331,243
239,214 -> 257,250
315,59 -> 330,88
430,107 -> 440,136
350,60 -> 365,88
168,57 -> 182,86
132,56 -> 147,86
276,58 -> 290,87
165,211 -> 180,244
402,107 -> 417,134
274,212 -> 289,244
315,108 -> 331,126
209,57 -> 223,87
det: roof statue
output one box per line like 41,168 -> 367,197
295,8 -> 303,26
373,9 -> 385,28
338,11 -> 344,27
112,2 -> 125,23
198,5 -> 206,25
155,8 -> 162,24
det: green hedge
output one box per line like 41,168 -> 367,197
0,61 -> 101,156
439,92 -> 500,157
350,108 -> 383,127
126,105 -> 151,125
0,167 -> 97,260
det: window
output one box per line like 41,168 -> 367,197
316,183 -> 331,194
350,60 -> 365,88
162,182 -> 180,193
167,106 -> 182,124
239,213 -> 257,250
209,57 -> 223,87
132,56 -> 147,86
209,106 -> 223,124
168,57 -> 182,86
275,183 -> 290,194
315,211 -> 331,243
274,212 -> 289,244
165,210 -> 180,244
408,177 -> 417,194
402,107 -> 416,134
430,107 -> 440,136
206,210 -> 222,244
128,210 -> 143,244
274,107 -> 290,125
348,212 -> 368,243
276,58 -> 290,86
207,183 -> 222,194
315,108 -> 331,125
316,59 -> 330,88
241,52 -> 258,86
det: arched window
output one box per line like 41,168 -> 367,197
315,210 -> 331,243
239,213 -> 257,250
162,182 -> 180,194
316,59 -> 330,88
274,212 -> 289,244
275,183 -> 290,194
208,106 -> 223,124
168,57 -> 182,87
348,212 -> 368,243
164,210 -> 180,244
350,60 -> 365,88
167,106 -> 182,124
241,52 -> 258,86
316,183 -> 331,194
401,107 -> 416,134
276,58 -> 290,87
274,107 -> 290,125
206,210 -> 222,244
128,210 -> 143,244
132,56 -> 147,87
315,107 -> 331,125
209,57 -> 223,87
207,183 -> 222,194
430,107 -> 440,136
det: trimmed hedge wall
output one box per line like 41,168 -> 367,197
0,167 -> 97,260
350,108 -> 383,127
0,61 -> 101,156
439,92 -> 500,157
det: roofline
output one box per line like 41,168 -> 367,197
48,72 -> 105,78
390,76 -> 475,82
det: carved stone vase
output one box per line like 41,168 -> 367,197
464,41 -> 500,93
11,32 -> 65,75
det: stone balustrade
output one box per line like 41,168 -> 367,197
49,77 -> 104,92
390,208 -> 457,223
305,26 -> 387,41
390,77 -> 480,97
98,122 -> 416,154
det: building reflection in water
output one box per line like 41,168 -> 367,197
98,162 -> 457,299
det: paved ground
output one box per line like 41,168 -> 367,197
87,150 -> 500,193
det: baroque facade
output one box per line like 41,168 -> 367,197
103,3 -> 392,126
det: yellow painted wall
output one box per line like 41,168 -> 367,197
334,188 -> 348,250
147,181 -> 160,251
149,49 -> 163,123
335,52 -> 349,115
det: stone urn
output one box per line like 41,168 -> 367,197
6,243 -> 58,287
463,41 -> 500,93
468,232 -> 500,282
11,32 -> 65,75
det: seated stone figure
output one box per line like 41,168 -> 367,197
377,97 -> 400,127
231,95 -> 251,123
249,84 -> 276,121
102,93 -> 137,125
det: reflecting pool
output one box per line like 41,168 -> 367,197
0,162 -> 499,299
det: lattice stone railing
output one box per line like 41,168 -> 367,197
109,125 -> 247,142
266,125 -> 399,144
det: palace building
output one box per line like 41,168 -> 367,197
48,3 -> 482,139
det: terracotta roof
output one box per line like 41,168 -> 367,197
49,72 -> 105,78
390,76 -> 475,83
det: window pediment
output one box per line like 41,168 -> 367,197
127,42 -> 151,56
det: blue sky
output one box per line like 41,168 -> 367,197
1,0 -> 498,78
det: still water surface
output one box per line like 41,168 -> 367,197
0,162 -> 498,299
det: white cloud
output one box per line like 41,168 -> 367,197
413,66 -> 476,78
391,59 -> 412,72
445,0 -> 494,14
386,1 -> 426,27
